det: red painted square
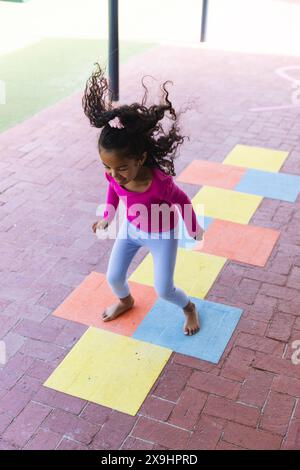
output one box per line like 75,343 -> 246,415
53,272 -> 157,336
176,160 -> 245,189
196,219 -> 280,266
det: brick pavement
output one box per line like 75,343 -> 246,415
1,44 -> 300,449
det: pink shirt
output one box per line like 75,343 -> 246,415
102,166 -> 202,237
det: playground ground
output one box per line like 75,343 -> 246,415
1,0 -> 300,451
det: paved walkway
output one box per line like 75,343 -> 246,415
1,44 -> 300,450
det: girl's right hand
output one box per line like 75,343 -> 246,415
92,219 -> 109,233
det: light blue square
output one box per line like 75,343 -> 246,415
178,215 -> 213,249
236,169 -> 300,202
133,297 -> 243,364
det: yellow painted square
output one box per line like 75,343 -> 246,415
129,248 -> 227,298
192,186 -> 262,224
44,328 -> 172,416
223,144 -> 289,172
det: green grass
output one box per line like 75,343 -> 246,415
0,37 -> 155,133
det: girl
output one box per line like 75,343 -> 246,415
82,64 -> 204,336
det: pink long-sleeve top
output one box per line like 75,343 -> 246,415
102,166 -> 202,237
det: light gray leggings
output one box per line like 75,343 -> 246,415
106,218 -> 190,308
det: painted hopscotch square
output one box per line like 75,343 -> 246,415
44,327 -> 172,416
53,271 -> 157,336
192,186 -> 262,224
235,168 -> 300,202
196,219 -> 280,267
176,159 -> 246,189
133,297 -> 243,364
129,248 -> 227,299
223,144 -> 289,172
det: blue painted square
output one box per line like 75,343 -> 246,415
133,297 -> 243,364
178,215 -> 213,249
236,169 -> 300,202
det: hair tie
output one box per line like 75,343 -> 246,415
108,116 -> 124,129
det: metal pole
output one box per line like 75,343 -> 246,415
200,0 -> 209,42
108,0 -> 119,101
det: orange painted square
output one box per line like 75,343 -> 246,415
196,219 -> 280,267
53,271 -> 157,336
176,160 -> 245,189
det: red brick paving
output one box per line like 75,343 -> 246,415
1,44 -> 300,449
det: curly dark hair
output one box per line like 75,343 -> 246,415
82,63 -> 189,176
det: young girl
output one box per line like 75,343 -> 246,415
82,64 -> 204,336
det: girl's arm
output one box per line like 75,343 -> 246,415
164,178 -> 203,239
102,173 -> 120,223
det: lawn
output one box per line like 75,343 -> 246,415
0,37 -> 154,133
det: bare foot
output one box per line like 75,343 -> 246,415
183,301 -> 200,336
102,295 -> 134,322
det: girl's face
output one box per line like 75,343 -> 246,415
99,146 -> 146,185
